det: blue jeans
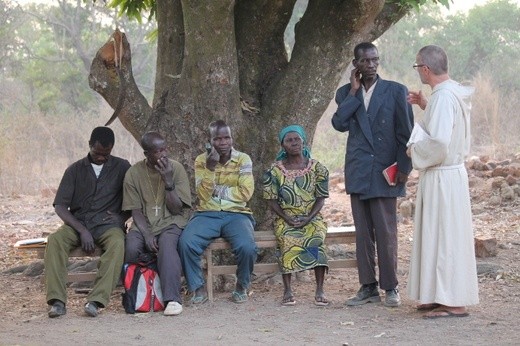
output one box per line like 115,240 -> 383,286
178,211 -> 257,292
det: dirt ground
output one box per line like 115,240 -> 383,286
1,164 -> 519,346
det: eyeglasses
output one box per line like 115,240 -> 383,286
413,63 -> 427,69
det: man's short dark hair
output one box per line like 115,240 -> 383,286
354,42 -> 377,60
209,120 -> 230,137
89,127 -> 115,148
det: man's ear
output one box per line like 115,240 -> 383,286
352,59 -> 357,68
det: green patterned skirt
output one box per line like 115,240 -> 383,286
274,216 -> 329,274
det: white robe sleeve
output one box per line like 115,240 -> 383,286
410,89 -> 454,170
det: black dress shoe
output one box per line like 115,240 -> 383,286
84,301 -> 100,317
48,301 -> 66,318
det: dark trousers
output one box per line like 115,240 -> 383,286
350,195 -> 398,290
125,225 -> 183,304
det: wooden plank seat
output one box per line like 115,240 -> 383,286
16,244 -> 102,283
16,228 -> 357,300
204,229 -> 357,301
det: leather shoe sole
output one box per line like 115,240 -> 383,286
383,299 -> 401,307
346,295 -> 381,306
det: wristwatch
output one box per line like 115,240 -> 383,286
165,184 -> 175,191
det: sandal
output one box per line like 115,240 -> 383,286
281,296 -> 296,306
190,293 -> 208,305
231,290 -> 248,304
314,295 -> 330,307
423,308 -> 469,319
417,303 -> 440,311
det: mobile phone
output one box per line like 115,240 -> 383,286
205,143 -> 212,155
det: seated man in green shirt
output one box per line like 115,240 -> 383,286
123,131 -> 192,316
179,120 -> 258,304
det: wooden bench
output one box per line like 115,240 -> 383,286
204,228 -> 356,301
16,245 -> 102,283
16,228 -> 357,300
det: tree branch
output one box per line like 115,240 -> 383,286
88,30 -> 151,140
260,0 -> 391,142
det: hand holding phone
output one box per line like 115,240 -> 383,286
205,143 -> 219,171
205,143 -> 212,155
350,68 -> 362,94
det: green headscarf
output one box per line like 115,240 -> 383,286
276,124 -> 311,161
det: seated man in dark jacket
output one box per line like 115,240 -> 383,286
45,127 -> 131,318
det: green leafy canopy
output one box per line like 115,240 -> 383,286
107,0 -> 156,22
388,0 -> 452,10
108,0 -> 451,22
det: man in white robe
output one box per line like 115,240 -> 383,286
406,45 -> 479,319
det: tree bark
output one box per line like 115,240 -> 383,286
153,0 -> 184,106
89,0 -> 412,231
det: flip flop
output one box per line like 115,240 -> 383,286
423,308 -> 469,319
281,296 -> 296,306
190,294 -> 208,305
231,290 -> 248,304
417,303 -> 441,311
314,296 -> 330,307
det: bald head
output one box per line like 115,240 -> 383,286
141,131 -> 165,151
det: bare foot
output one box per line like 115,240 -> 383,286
281,290 -> 295,306
314,290 -> 329,306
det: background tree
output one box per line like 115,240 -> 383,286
375,0 -> 520,157
432,0 -> 520,90
0,1 -> 156,192
1,0 -> 156,114
90,0 -> 449,229
315,0 -> 520,174
2,0 -> 518,201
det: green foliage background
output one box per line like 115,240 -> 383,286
312,0 -> 520,174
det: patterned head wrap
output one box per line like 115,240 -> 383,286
276,124 -> 311,161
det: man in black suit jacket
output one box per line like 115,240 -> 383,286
332,42 -> 413,308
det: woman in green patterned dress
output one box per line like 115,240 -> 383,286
263,125 -> 330,306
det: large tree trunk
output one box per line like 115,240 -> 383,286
89,0 -> 411,231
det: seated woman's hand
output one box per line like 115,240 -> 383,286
287,215 -> 311,228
